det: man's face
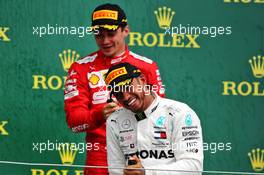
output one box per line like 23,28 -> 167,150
95,26 -> 129,57
113,77 -> 148,113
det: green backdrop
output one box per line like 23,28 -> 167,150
0,0 -> 264,174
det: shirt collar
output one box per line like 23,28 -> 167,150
98,45 -> 130,64
134,92 -> 160,121
144,92 -> 160,116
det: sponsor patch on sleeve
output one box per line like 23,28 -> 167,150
65,90 -> 79,100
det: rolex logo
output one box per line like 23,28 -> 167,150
0,27 -> 10,41
0,121 -> 9,135
222,56 -> 264,96
58,144 -> 78,165
31,144 -> 82,174
59,49 -> 80,72
249,55 -> 264,78
154,7 -> 175,29
248,148 -> 264,172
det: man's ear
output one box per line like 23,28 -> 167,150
123,25 -> 130,37
139,75 -> 146,83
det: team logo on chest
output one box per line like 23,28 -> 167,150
89,74 -> 100,85
87,70 -> 108,88
155,116 -> 165,127
153,116 -> 167,139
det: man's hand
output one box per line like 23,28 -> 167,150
123,155 -> 145,175
102,102 -> 120,120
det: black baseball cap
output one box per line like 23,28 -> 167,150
91,3 -> 128,30
104,62 -> 141,89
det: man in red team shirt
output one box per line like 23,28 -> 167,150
64,3 -> 165,175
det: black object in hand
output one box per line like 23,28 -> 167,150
107,98 -> 113,103
128,159 -> 137,165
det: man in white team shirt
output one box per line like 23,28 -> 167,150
104,63 -> 203,175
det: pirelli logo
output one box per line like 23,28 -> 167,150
105,67 -> 127,85
93,10 -> 118,20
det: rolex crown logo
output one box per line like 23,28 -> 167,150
59,49 -> 80,72
248,148 -> 264,172
248,55 -> 264,78
154,6 -> 175,29
58,143 -> 78,165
